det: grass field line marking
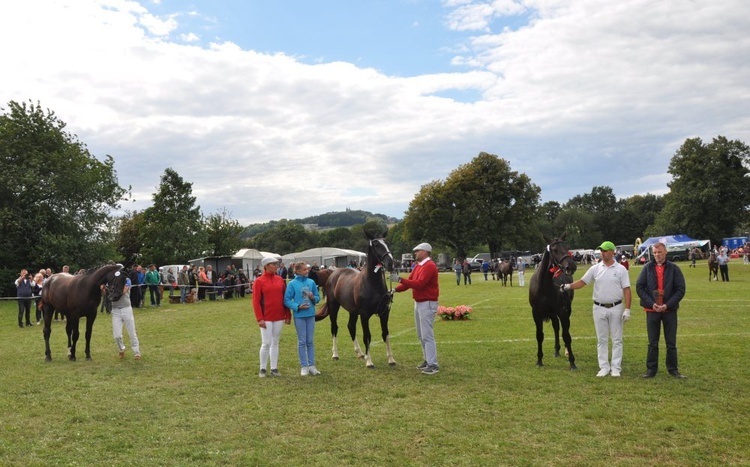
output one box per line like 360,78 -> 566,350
390,332 -> 750,346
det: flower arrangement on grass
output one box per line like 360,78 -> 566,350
437,305 -> 473,320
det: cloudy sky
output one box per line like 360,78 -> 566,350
2,0 -> 748,224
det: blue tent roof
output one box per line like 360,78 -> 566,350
638,234 -> 708,251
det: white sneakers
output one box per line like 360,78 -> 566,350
611,371 -> 621,377
301,366 -> 321,376
596,368 -> 610,377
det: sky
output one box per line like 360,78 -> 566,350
2,0 -> 749,225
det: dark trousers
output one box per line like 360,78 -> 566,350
148,284 -> 161,305
463,273 -> 471,285
17,298 -> 32,326
646,311 -> 679,374
719,264 -> 729,281
130,285 -> 142,308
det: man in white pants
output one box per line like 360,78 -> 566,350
517,258 -> 526,287
108,270 -> 142,360
562,241 -> 631,377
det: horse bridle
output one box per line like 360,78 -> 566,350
547,240 -> 574,273
370,238 -> 393,271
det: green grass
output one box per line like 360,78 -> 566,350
1,262 -> 749,466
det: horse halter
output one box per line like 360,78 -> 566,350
370,238 -> 393,273
547,240 -> 575,275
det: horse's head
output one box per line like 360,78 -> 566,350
547,237 -> 577,277
369,238 -> 394,273
105,266 -> 128,303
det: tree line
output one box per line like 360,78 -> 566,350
2,100 -> 748,293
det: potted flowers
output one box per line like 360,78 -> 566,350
437,305 -> 473,320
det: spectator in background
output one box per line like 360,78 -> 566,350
517,257 -> 527,287
453,259 -> 462,286
197,266 -> 209,301
481,260 -> 490,281
129,265 -> 142,309
716,249 -> 730,282
178,265 -> 190,303
145,264 -> 162,307
462,259 -> 472,285
33,272 -> 44,324
15,269 -> 34,328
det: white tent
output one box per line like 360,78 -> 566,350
232,248 -> 280,274
282,247 -> 366,268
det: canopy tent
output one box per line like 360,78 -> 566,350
281,247 -> 366,268
232,249 -> 280,274
637,234 -> 710,252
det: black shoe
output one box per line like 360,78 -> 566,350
669,372 -> 687,379
643,371 -> 656,378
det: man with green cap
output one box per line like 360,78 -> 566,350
561,241 -> 632,377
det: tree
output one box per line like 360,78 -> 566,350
205,208 -> 244,256
620,194 -> 665,243
318,227 -> 354,249
0,100 -> 125,291
565,186 -> 623,242
114,210 -> 146,260
403,152 -> 540,258
140,168 -> 208,265
248,220 -> 312,254
650,136 -> 750,242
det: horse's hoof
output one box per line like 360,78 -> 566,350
536,362 -> 544,367
554,352 -> 560,358
68,356 -> 76,361
45,356 -> 51,362
357,355 -> 365,360
332,356 -> 339,361
388,362 -> 397,367
366,364 -> 375,369
570,365 -> 578,370
86,356 -> 92,361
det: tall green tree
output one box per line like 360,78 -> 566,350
565,186 -> 623,242
0,100 -> 125,291
114,210 -> 146,261
140,168 -> 208,265
248,220 -> 312,254
650,136 -> 750,242
205,208 -> 244,256
403,152 -> 540,258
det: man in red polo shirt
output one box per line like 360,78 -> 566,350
392,242 -> 440,375
636,242 -> 687,379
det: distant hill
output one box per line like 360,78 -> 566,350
241,209 -> 400,238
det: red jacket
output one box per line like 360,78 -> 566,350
252,272 -> 290,322
396,258 -> 439,302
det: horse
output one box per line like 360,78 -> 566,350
708,252 -> 719,281
316,230 -> 395,368
498,260 -> 514,287
41,264 -> 122,361
309,268 -> 333,292
529,234 -> 578,369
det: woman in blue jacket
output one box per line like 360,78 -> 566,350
284,262 -> 321,376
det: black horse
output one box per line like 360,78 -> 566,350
708,252 -> 719,281
317,228 -> 395,368
529,234 -> 578,369
41,264 -> 122,361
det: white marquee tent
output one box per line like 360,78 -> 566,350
281,247 -> 366,268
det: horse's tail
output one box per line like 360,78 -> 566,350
315,302 -> 329,321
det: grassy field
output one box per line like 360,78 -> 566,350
1,261 -> 749,466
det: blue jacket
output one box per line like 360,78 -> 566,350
284,275 -> 320,318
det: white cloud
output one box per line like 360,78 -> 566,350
1,0 -> 748,226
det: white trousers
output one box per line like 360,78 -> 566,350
111,306 -> 140,356
518,271 -> 525,287
259,320 -> 284,371
592,304 -> 624,373
414,301 -> 438,366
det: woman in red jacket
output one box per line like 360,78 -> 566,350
252,257 -> 290,377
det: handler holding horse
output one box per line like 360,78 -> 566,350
562,241 -> 631,377
391,243 -> 440,375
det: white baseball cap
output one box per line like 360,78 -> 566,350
413,242 -> 432,252
261,257 -> 279,267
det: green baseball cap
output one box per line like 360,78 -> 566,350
598,241 -> 616,251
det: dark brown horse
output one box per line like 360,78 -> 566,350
309,268 -> 333,292
529,234 -> 578,369
708,252 -> 718,281
317,230 -> 395,368
498,260 -> 514,286
41,264 -> 122,361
